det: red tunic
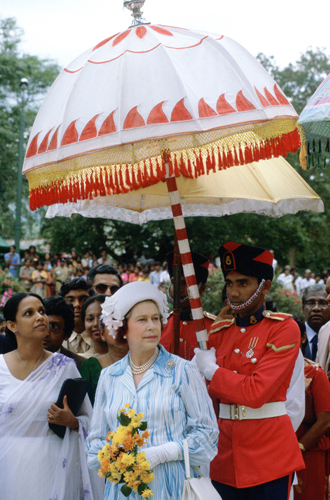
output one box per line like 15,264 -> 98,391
208,313 -> 305,488
294,360 -> 330,500
160,312 -> 215,360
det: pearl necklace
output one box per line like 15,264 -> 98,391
16,349 -> 45,373
129,347 -> 159,375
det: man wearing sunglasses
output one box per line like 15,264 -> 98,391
59,278 -> 94,354
87,264 -> 123,296
43,296 -> 84,369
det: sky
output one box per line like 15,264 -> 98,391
2,0 -> 329,70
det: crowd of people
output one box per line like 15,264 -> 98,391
4,244 -> 175,297
1,242 -> 330,500
277,265 -> 328,295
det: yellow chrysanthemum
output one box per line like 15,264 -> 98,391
124,470 -> 138,483
136,452 -> 146,463
125,403 -> 131,408
141,488 -> 154,498
137,412 -> 144,419
119,452 -> 136,467
112,426 -> 128,445
140,469 -> 154,482
130,416 -> 142,428
128,408 -> 135,418
140,460 -> 152,471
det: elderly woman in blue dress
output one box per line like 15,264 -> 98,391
86,281 -> 218,500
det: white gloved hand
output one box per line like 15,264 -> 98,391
193,347 -> 218,380
144,442 -> 182,469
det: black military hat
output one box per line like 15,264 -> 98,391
218,241 -> 274,281
166,251 -> 209,284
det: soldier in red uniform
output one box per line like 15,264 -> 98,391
194,241 -> 305,500
160,251 -> 215,360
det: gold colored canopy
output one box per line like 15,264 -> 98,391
46,156 -> 323,224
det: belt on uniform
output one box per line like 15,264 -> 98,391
219,401 -> 287,421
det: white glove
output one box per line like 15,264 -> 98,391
144,442 -> 182,469
193,347 -> 218,380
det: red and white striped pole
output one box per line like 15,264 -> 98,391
163,151 -> 208,350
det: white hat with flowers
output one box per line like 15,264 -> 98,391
101,281 -> 169,338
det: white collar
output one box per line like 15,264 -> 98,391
305,322 -> 318,342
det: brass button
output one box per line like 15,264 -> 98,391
179,338 -> 184,343
251,358 -> 257,363
234,349 -> 240,354
183,321 -> 188,325
240,328 -> 246,333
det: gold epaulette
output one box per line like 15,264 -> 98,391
204,311 -> 217,320
262,310 -> 292,321
209,318 -> 235,334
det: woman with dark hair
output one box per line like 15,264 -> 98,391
80,295 -> 129,405
0,292 -> 103,500
80,295 -> 109,359
86,282 -> 218,500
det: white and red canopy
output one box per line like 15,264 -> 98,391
23,24 -> 299,210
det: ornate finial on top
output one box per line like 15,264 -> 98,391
123,0 -> 150,27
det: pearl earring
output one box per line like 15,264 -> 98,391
123,335 -> 127,339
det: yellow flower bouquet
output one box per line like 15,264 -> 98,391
98,403 -> 154,498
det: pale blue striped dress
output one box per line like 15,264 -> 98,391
86,345 -> 219,499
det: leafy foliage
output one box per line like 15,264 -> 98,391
201,270 -> 225,315
0,17 -> 60,238
268,281 -> 304,319
0,268 -> 26,309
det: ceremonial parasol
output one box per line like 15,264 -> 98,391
22,1 -> 313,349
46,156 -> 322,223
298,72 -> 330,169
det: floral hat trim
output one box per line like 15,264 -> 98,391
101,286 -> 168,339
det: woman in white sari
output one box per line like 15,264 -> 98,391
0,292 -> 103,500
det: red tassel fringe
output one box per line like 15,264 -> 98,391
29,128 -> 301,210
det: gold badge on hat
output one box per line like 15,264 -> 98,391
223,251 -> 236,271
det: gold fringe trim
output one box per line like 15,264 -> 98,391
25,119 -> 300,210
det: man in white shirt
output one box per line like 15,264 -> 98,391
81,251 -> 93,269
59,277 -> 94,354
291,268 -> 304,296
97,249 -> 113,265
300,269 -> 316,291
277,265 -> 294,291
149,261 -> 162,288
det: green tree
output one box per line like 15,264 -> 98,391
0,17 -> 60,239
256,49 -> 330,271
